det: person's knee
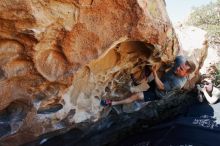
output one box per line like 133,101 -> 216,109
126,94 -> 138,103
132,92 -> 144,100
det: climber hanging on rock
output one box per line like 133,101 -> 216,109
100,55 -> 196,107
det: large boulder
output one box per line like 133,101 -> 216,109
174,25 -> 209,89
0,0 -> 207,145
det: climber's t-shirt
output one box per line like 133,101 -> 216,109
155,55 -> 187,99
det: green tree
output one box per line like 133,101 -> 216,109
186,0 -> 220,44
186,1 -> 220,85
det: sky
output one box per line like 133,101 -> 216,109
165,0 -> 215,24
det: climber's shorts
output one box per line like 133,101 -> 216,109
143,81 -> 160,102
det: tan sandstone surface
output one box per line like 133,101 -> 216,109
0,0 -> 207,145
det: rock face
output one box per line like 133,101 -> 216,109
174,25 -> 209,89
0,0 -> 207,146
38,92 -> 196,146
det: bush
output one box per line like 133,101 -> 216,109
185,0 -> 220,45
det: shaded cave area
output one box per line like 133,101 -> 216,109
23,41 -> 187,146
0,40 -> 162,142
98,41 -> 159,100
94,41 -> 163,114
0,99 -> 31,138
65,40 -> 166,123
29,93 -> 198,146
